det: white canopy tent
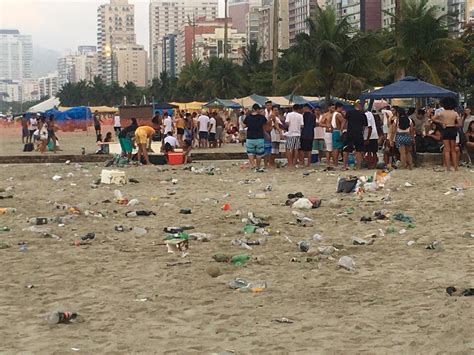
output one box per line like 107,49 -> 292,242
27,97 -> 60,112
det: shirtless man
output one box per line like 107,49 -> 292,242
331,102 -> 345,167
432,97 -> 462,171
319,106 -> 334,166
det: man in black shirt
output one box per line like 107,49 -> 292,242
343,102 -> 368,170
300,104 -> 316,167
118,118 -> 138,160
243,103 -> 271,171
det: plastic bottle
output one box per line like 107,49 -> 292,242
125,211 -> 137,217
228,278 -> 266,292
47,311 -> 78,324
231,254 -> 251,266
0,226 -> 10,232
231,239 -> 252,250
27,217 -> 53,225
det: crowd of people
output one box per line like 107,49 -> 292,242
20,113 -> 60,153
240,98 -> 473,172
19,100 -> 473,171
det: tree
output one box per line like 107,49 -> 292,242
176,59 -> 206,101
380,0 -> 464,84
242,41 -> 262,74
286,5 -> 384,102
453,22 -> 474,106
204,57 -> 246,99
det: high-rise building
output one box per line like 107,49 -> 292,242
257,0 -> 290,61
38,72 -> 59,98
229,0 -> 262,33
328,0 -> 381,31
113,44 -> 148,87
468,0 -> 474,20
194,27 -> 247,64
163,34 -> 178,78
289,0 -> 319,44
0,29 -> 33,81
57,47 -> 98,88
246,6 -> 261,44
97,0 -> 136,84
149,0 -> 218,78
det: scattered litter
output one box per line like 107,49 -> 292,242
129,178 -> 140,183
298,241 -> 310,252
188,232 -> 211,241
426,240 -> 444,251
127,199 -> 140,207
399,229 -> 407,235
47,311 -> 78,324
446,286 -> 474,297
206,265 -> 222,278
179,208 -> 192,214
125,210 -> 156,217
393,213 -> 413,223
407,240 -> 415,246
462,232 -> 473,238
352,236 -> 374,245
274,318 -> 294,324
239,178 -> 261,184
167,261 -> 192,267
231,254 -> 251,266
52,175 -> 62,181
221,203 -> 231,211
338,256 -> 356,271
404,182 -> 413,187
312,233 -> 323,241
228,278 -> 266,292
101,169 -> 126,185
231,239 -> 252,250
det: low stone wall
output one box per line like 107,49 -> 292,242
0,152 -> 468,165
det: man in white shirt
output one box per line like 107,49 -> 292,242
285,104 -> 304,167
163,132 -> 178,152
113,113 -> 121,136
163,112 -> 173,135
313,106 -> 325,165
198,112 -> 210,148
208,113 -> 217,148
364,110 -> 379,168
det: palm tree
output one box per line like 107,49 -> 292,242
287,5 -> 383,102
242,41 -> 262,74
381,0 -> 464,84
176,59 -> 206,101
205,57 -> 245,99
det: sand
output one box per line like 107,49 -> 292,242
0,161 -> 473,354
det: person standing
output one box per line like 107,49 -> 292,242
198,111 -> 210,148
162,112 -> 173,136
93,110 -> 102,138
299,104 -> 316,167
118,118 -> 138,160
208,112 -> 217,148
176,113 -> 185,147
432,97 -> 462,171
342,102 -> 367,170
215,112 -> 225,148
285,104 -> 304,168
21,114 -> 29,144
243,104 -> 270,171
269,106 -> 282,168
238,110 -> 247,146
134,125 -> 156,165
331,102 -> 345,166
28,113 -> 39,143
313,106 -> 326,166
264,100 -> 273,119
393,107 -> 415,170
113,112 -> 121,136
364,109 -> 379,169
462,107 -> 472,133
319,107 -> 334,167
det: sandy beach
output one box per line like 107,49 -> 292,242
0,161 -> 473,354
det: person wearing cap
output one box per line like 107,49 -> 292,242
285,104 -> 304,168
243,103 -> 271,171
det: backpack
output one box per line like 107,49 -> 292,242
23,143 -> 34,152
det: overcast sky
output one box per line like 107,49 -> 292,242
0,0 -> 225,53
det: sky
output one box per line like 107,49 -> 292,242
0,0 -> 225,54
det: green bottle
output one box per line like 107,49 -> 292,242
0,226 -> 10,232
231,254 -> 251,266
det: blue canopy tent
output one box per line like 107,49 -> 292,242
360,77 -> 458,109
44,106 -> 91,131
204,98 -> 242,109
284,94 -> 309,105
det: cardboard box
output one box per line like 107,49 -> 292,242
101,169 -> 126,185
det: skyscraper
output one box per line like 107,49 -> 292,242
257,0 -> 290,61
0,29 -> 33,81
288,0 -> 319,44
149,0 -> 218,79
97,0 -> 136,84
